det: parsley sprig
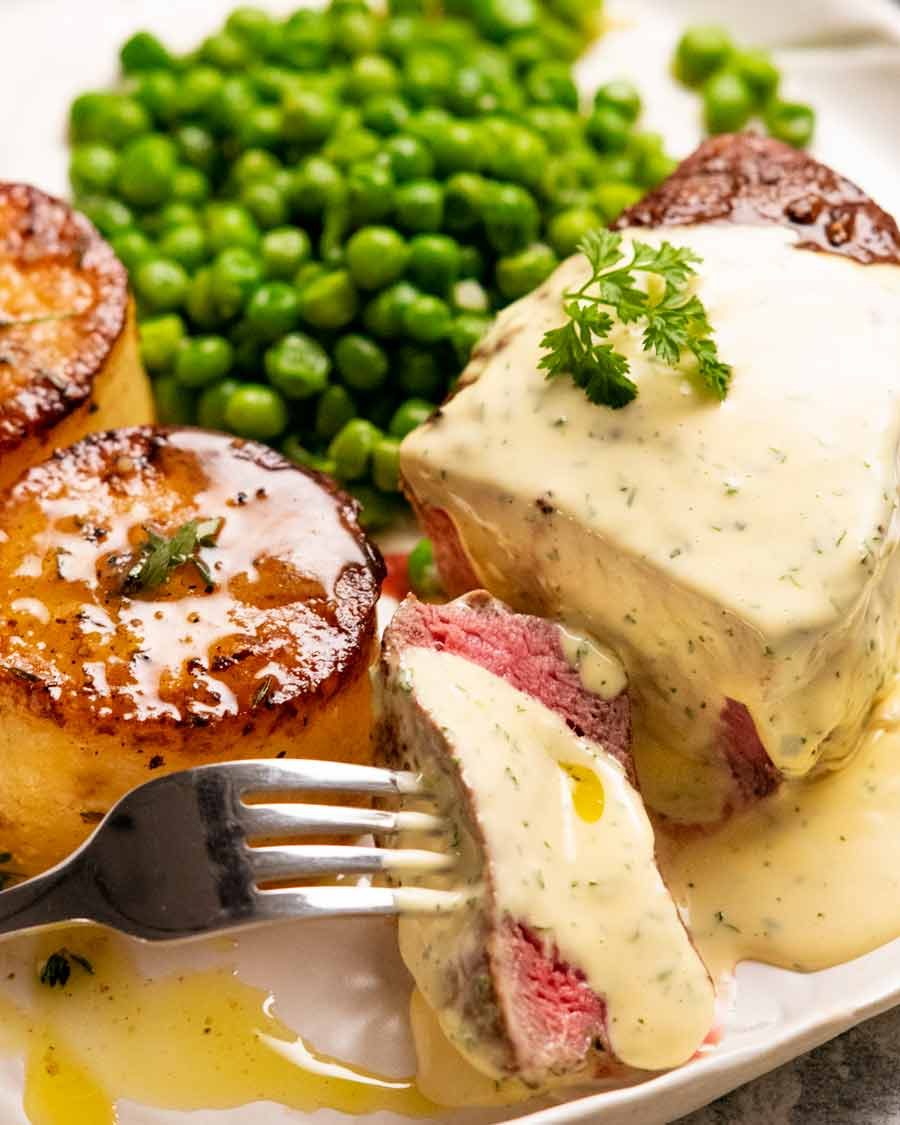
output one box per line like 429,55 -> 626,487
123,517 -> 223,595
539,229 -> 732,409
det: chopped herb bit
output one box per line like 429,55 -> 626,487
0,663 -> 40,684
539,229 -> 732,409
123,516 -> 223,595
39,948 -> 94,988
252,675 -> 274,708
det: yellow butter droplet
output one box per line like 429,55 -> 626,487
561,763 -> 605,823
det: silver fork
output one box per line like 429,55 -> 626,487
0,760 -> 460,942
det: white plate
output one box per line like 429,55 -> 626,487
2,1 -> 900,1122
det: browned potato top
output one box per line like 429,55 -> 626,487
0,426 -> 384,732
0,183 -> 128,451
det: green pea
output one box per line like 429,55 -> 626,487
172,167 -> 210,205
506,31 -> 550,71
333,9 -> 380,57
226,7 -> 279,52
407,537 -> 443,598
379,14 -> 420,59
154,375 -> 196,425
347,54 -> 400,101
289,157 -> 344,217
237,104 -> 284,151
547,207 -> 602,257
174,124 -> 217,173
69,143 -> 119,196
361,94 -> 410,136
441,173 -> 485,233
282,88 -> 340,144
315,383 -> 357,440
139,313 -> 185,373
629,131 -> 672,185
703,70 -> 753,134
525,60 -> 578,109
209,246 -> 264,318
483,183 -> 539,254
403,48 -> 454,107
174,335 -> 234,387
261,227 -> 311,279
224,383 -> 289,440
372,437 -> 402,492
240,181 -> 289,229
409,234 -> 461,294
328,418 -> 381,481
389,397 -> 434,439
593,79 -> 642,122
765,100 -> 815,148
206,202 -> 261,253
280,10 -> 333,70
402,294 -> 452,342
323,127 -> 381,168
362,280 -> 420,338
395,180 -> 444,232
297,270 -> 358,330
211,76 -> 259,133
174,66 -> 224,119
144,201 -> 197,234
637,150 -> 677,188
496,241 -> 557,300
733,49 -> 780,106
383,134 -> 435,182
446,65 -> 491,116
201,29 -> 250,71
186,267 -> 219,328
593,181 -> 643,222
120,31 -> 173,74
483,122 -> 547,189
245,281 -> 302,340
473,0 -> 538,41
347,161 -> 395,223
396,346 -> 442,397
294,261 -> 328,291
523,105 -> 583,153
586,106 -> 631,153
264,332 -> 331,399
539,148 -> 601,207
73,94 -> 150,145
135,257 -> 189,312
78,195 -> 135,238
450,312 -> 491,364
197,377 -> 242,430
450,278 -> 490,313
111,229 -> 153,272
117,134 -> 177,208
335,333 -> 389,391
429,120 -> 484,175
158,224 -> 208,271
459,244 -> 485,279
346,226 -> 409,290
674,25 -> 734,87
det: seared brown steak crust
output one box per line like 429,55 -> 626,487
614,132 -> 900,265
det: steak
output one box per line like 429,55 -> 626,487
400,134 -> 900,817
376,592 -> 714,1084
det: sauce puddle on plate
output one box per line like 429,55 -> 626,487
0,929 -> 432,1124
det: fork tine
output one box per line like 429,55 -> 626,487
249,844 -> 454,884
196,758 -> 424,798
252,885 -> 466,921
240,802 -> 444,839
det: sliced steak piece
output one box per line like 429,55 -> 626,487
376,593 -> 714,1086
400,135 -> 900,818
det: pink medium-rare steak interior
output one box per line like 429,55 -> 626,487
385,589 -> 632,779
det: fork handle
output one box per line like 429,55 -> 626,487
0,860 -> 95,937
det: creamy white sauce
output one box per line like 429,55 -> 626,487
402,224 -> 900,786
558,625 -> 627,700
396,647 -> 714,1074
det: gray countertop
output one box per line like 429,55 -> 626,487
677,1004 -> 900,1124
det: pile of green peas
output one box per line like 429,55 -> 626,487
673,26 -> 816,147
67,0 -> 677,528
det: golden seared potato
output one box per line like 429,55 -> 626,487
0,426 -> 385,875
0,182 -> 153,489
